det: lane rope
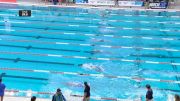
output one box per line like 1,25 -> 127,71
0,38 -> 180,53
1,67 -> 180,84
0,51 -> 180,66
0,19 -> 180,32
0,28 -> 179,41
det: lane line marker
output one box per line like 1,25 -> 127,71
1,38 -> 180,53
1,67 -> 180,84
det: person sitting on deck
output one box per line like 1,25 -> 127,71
0,74 -> 6,101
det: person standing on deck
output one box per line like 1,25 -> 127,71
83,82 -> 90,101
114,0 -> 118,6
146,84 -> 153,101
53,0 -> 59,5
31,96 -> 36,101
0,78 -> 6,101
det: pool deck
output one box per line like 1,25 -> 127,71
4,96 -> 50,101
4,96 -> 82,101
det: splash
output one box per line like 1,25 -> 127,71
65,82 -> 84,88
82,63 -> 104,73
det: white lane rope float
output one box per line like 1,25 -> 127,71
4,89 -> 137,101
1,38 -> 180,53
1,67 -> 180,84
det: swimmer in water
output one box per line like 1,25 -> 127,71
91,38 -> 105,42
82,63 -> 104,73
65,82 -> 84,88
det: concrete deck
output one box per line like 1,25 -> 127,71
4,96 -> 82,101
4,96 -> 50,101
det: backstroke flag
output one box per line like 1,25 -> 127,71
0,0 -> 16,3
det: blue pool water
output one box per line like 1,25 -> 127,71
0,3 -> 180,101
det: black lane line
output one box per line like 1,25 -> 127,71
1,19 -> 180,38
2,31 -> 179,47
0,25 -> 86,41
2,13 -> 180,31
3,75 -> 48,81
0,44 -> 92,53
0,57 -> 76,66
0,72 -> 48,81
1,44 -> 180,60
0,33 -> 85,42
158,88 -> 180,93
0,23 -> 92,34
2,32 -> 180,51
6,16 -> 94,25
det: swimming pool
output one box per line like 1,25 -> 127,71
0,3 -> 180,101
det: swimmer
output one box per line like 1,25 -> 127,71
65,82 -> 84,88
99,20 -> 108,26
82,63 -> 104,73
91,38 -> 105,42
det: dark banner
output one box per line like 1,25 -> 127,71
149,2 -> 168,9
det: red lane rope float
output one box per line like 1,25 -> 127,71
1,67 -> 180,84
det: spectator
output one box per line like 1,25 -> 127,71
0,79 -> 6,101
52,88 -> 66,101
31,96 -> 36,101
53,0 -> 59,5
58,0 -> 62,5
83,82 -> 90,101
146,84 -> 153,101
115,0 -> 118,6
